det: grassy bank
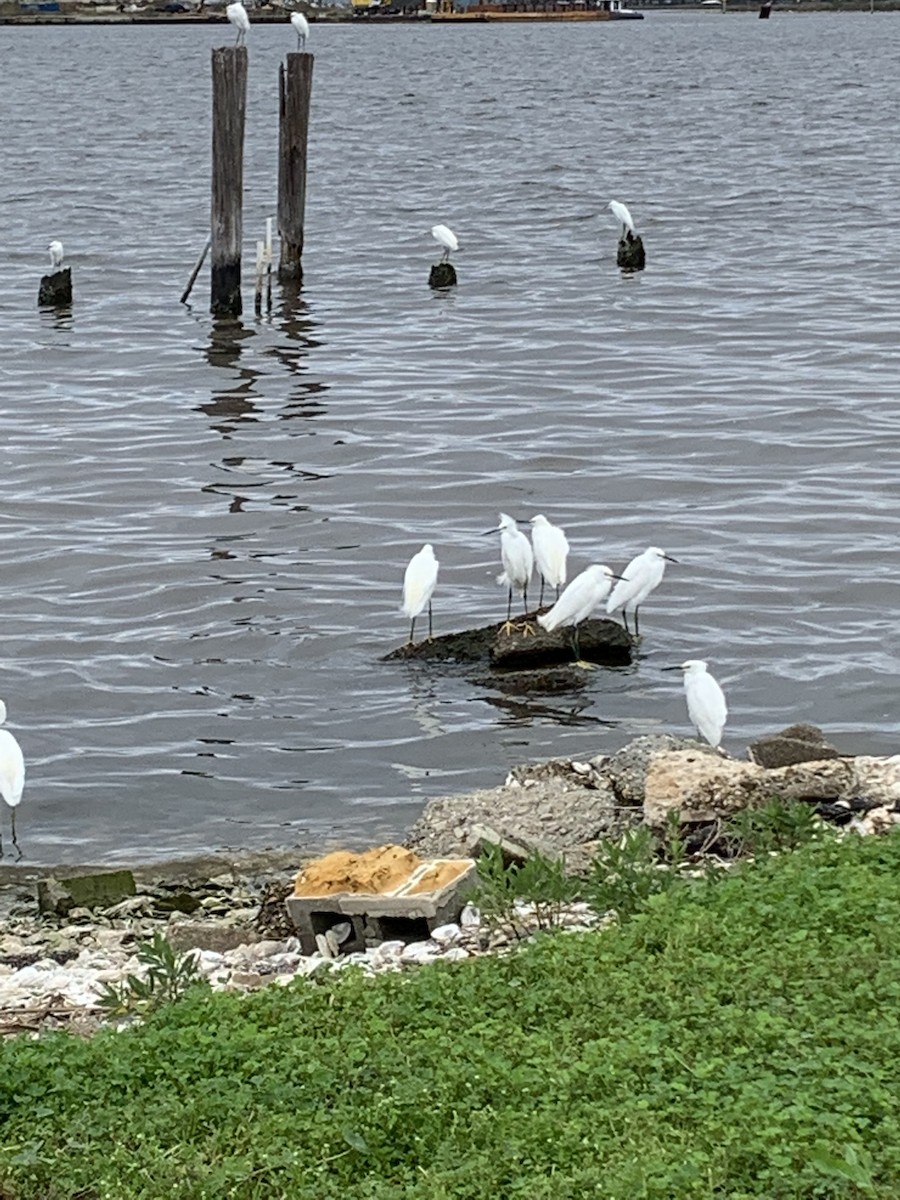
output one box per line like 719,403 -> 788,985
1,832 -> 899,1199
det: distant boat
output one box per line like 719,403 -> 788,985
427,0 -> 643,20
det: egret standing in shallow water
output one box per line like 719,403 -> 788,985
290,11 -> 309,48
226,1 -> 250,44
668,660 -> 728,751
530,514 -> 569,607
0,699 -> 25,861
483,513 -> 533,634
48,240 -> 64,270
431,224 -> 459,263
402,544 -> 439,645
608,199 -> 637,240
537,564 -> 620,665
606,545 -> 677,636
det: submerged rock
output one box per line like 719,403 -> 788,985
383,616 -> 631,670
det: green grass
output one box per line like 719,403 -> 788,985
2,833 -> 899,1199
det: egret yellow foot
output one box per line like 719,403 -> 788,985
499,620 -> 518,637
516,621 -> 537,637
574,659 -> 598,671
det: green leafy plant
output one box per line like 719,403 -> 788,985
96,931 -> 206,1017
582,825 -> 684,921
466,843 -> 579,936
724,798 -> 832,858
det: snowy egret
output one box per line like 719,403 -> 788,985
290,10 -> 309,47
402,543 -> 439,644
608,199 -> 636,239
48,240 -> 64,270
0,699 -> 25,861
431,224 -> 459,263
226,1 -> 250,44
537,564 -> 619,664
605,546 -> 677,636
667,660 -> 728,750
530,514 -> 569,607
483,513 -> 534,634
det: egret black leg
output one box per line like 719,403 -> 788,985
427,601 -> 433,640
522,582 -> 529,615
409,617 -> 416,645
634,607 -> 640,637
507,588 -> 513,623
11,810 -> 21,862
538,577 -> 545,607
622,610 -> 631,635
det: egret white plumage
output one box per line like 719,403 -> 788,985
402,543 -> 439,644
0,699 -> 25,861
530,514 -> 569,607
483,513 -> 533,634
605,545 -> 677,636
226,1 -> 250,44
671,659 -> 728,750
431,224 -> 459,263
290,10 -> 309,47
48,240 -> 64,269
537,564 -> 619,664
608,199 -> 636,239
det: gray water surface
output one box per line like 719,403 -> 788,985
2,13 -> 900,864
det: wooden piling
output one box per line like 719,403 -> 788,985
38,267 -> 72,308
211,46 -> 248,318
278,52 -> 314,282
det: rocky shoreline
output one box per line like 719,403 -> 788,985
3,726 -> 900,1038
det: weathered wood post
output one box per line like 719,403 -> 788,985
617,232 -> 646,272
38,268 -> 72,308
211,46 -> 248,317
278,51 -> 314,283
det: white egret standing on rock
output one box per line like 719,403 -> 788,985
608,199 -> 637,239
530,515 -> 569,607
0,699 -> 25,861
431,224 -> 459,263
606,545 -> 677,636
48,240 -> 64,269
402,544 -> 439,645
667,659 -> 728,751
290,11 -> 309,48
226,1 -> 250,45
537,564 -> 621,666
483,513 -> 533,634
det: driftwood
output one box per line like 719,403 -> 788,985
383,615 -> 631,670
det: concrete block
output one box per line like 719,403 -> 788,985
37,870 -> 137,917
285,858 -> 476,957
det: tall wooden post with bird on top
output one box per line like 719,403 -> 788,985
210,42 -> 248,317
278,21 -> 314,285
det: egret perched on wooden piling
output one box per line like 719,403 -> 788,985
290,10 -> 309,48
606,546 -> 677,636
431,224 -> 459,263
608,199 -> 637,239
483,513 -> 533,635
668,659 -> 728,751
48,240 -> 64,270
0,699 -> 25,861
402,544 -> 439,644
538,564 -> 620,665
530,514 -> 569,607
226,1 -> 250,44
